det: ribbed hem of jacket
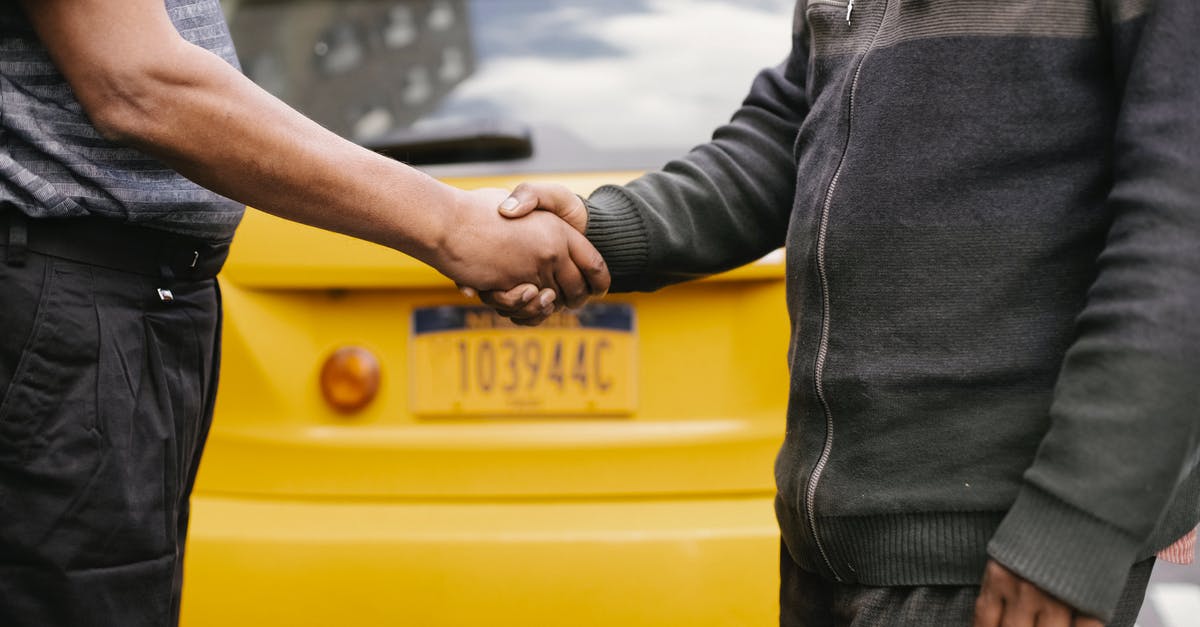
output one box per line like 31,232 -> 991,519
987,484 -> 1141,622
584,185 -> 648,292
794,511 -> 1004,586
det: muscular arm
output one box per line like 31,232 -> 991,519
18,0 -> 607,297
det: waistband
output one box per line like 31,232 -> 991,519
1,208 -> 230,281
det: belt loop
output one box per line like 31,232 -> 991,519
6,210 -> 28,267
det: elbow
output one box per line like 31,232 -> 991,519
87,99 -> 145,145
78,61 -> 181,147
84,81 -> 164,146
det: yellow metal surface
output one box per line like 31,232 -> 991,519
183,170 -> 791,625
182,494 -> 780,627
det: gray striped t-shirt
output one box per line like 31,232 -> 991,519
0,0 -> 244,242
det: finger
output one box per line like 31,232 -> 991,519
974,587 -> 1003,627
1000,601 -> 1037,627
1036,602 -> 1072,627
975,561 -> 1013,627
501,183 -> 588,233
552,248 -> 591,310
500,182 -> 568,218
514,289 -> 557,318
492,288 -> 557,321
509,310 -> 553,327
535,288 -> 557,313
458,285 -> 478,299
989,561 -> 1069,627
1002,579 -> 1052,627
497,193 -> 536,218
509,289 -> 557,325
478,284 -> 540,312
565,229 -> 611,298
1071,615 -> 1104,627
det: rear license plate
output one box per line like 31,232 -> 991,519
410,304 -> 636,416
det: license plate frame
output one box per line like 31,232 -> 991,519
409,304 -> 637,416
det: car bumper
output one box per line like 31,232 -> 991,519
181,493 -> 780,626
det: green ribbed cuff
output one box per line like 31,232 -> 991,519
987,484 -> 1142,621
584,185 -> 648,292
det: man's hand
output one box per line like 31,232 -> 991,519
974,560 -> 1104,627
498,182 -> 590,233
465,182 -> 603,326
438,188 -> 608,308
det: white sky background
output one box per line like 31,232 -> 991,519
441,0 -> 795,151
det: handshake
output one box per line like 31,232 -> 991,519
433,182 -> 610,326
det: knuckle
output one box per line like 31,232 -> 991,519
588,252 -> 606,274
972,599 -> 991,623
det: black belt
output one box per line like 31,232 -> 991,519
1,208 -> 230,282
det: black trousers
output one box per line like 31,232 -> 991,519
780,541 -> 1154,627
0,212 -> 225,626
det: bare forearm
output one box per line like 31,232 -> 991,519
18,0 -> 610,300
107,43 -> 456,262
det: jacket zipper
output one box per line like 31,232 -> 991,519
806,0 -> 854,23
803,0 -> 888,583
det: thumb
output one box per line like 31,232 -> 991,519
498,182 -> 588,233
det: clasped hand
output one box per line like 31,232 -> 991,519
442,184 -> 601,325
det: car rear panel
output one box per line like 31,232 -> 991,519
182,173 -> 790,625
184,496 -> 779,626
194,173 -> 788,500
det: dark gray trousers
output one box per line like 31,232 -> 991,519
781,541 -> 1154,627
0,214 -> 224,626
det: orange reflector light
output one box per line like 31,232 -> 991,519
319,346 -> 381,413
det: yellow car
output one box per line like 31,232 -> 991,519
185,1 -> 794,625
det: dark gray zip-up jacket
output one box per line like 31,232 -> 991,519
583,0 -> 1199,619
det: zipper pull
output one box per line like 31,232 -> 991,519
846,0 -> 854,24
